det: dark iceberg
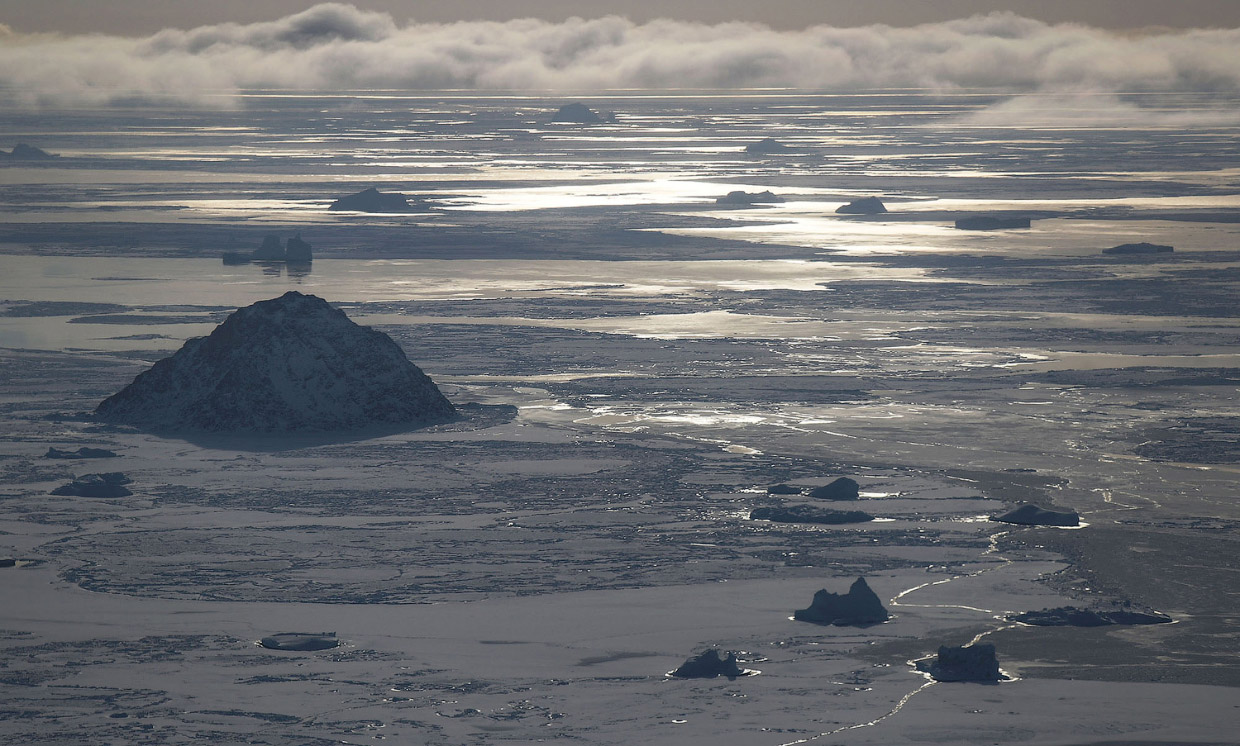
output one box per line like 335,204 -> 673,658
551,103 -> 603,124
835,197 -> 887,214
954,216 -> 1031,230
670,649 -> 745,679
45,447 -> 119,460
808,476 -> 860,501
95,291 -> 456,433
744,138 -> 791,154
1103,242 -> 1174,255
285,235 -> 312,263
328,187 -> 419,212
916,643 -> 1003,682
716,190 -> 785,205
794,577 -> 889,626
251,235 -> 287,261
766,483 -> 801,495
226,234 -> 313,264
51,472 -> 133,498
2,143 -> 57,160
993,503 -> 1080,527
749,504 -> 874,525
260,632 -> 339,651
1010,605 -> 1172,627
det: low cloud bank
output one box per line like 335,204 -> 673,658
2,3 -> 1239,108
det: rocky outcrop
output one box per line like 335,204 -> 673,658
670,649 -> 745,679
0,558 -> 17,568
794,577 -> 889,625
1010,605 -> 1172,627
744,138 -> 791,154
45,447 -> 119,459
551,103 -> 603,124
749,504 -> 873,525
2,143 -> 57,160
916,643 -> 1002,682
954,216 -> 1031,230
716,190 -> 784,205
808,477 -> 860,501
766,483 -> 801,495
993,503 -> 1079,527
259,632 -> 338,651
95,291 -> 456,433
51,472 -> 133,498
328,187 -> 418,212
836,197 -> 887,215
1103,242 -> 1174,255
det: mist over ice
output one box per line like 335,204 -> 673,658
2,2 -> 1239,110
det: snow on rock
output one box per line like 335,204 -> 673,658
95,291 -> 456,433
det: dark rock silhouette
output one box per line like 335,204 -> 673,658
750,504 -> 874,525
51,472 -> 133,498
1010,605 -> 1172,627
744,138 -> 791,154
551,103 -> 603,124
716,190 -> 785,205
2,143 -> 57,160
794,577 -> 889,625
1103,242 -> 1174,255
808,476 -> 860,501
251,235 -> 286,261
285,235 -> 312,263
260,632 -> 338,651
671,649 -> 744,679
993,503 -> 1080,527
954,216 -> 1031,230
95,291 -> 456,433
328,187 -> 418,212
917,643 -> 1002,682
0,558 -> 15,568
45,447 -> 119,459
836,197 -> 887,214
766,483 -> 801,495
224,234 -> 313,264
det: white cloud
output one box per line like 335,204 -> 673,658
959,91 -> 1240,128
1,4 -> 1238,108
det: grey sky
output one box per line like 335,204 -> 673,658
3,0 -> 1239,34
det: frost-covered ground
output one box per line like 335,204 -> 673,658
1,92 -> 1239,744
